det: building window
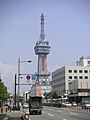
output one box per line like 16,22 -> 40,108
74,76 -> 78,79
85,76 -> 88,79
84,70 -> 88,73
74,70 -> 77,73
79,76 -> 83,79
68,70 -> 72,73
79,70 -> 82,73
69,76 -> 72,79
88,61 -> 90,64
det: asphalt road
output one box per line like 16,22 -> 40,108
30,106 -> 90,120
0,114 -> 7,120
1,106 -> 90,120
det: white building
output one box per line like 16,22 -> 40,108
76,56 -> 90,66
69,79 -> 90,102
52,56 -> 90,102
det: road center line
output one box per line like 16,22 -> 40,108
48,113 -> 54,117
70,112 -> 79,115
57,110 -> 62,112
3,117 -> 9,120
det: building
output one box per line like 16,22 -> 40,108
31,14 -> 51,96
52,56 -> 90,102
76,56 -> 90,66
69,79 -> 90,102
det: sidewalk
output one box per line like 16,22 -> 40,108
60,106 -> 90,112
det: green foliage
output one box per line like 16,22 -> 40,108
44,90 -> 57,99
0,79 -> 8,101
43,102 -> 61,107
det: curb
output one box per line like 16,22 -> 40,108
3,116 -> 9,120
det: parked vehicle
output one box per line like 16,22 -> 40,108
82,101 -> 90,109
29,96 -> 43,115
23,102 -> 29,109
72,102 -> 77,106
63,102 -> 72,107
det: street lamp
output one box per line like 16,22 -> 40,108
18,58 -> 32,99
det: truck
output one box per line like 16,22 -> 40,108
29,96 -> 43,115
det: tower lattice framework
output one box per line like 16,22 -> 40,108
34,14 -> 51,85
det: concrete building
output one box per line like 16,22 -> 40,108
52,56 -> 90,102
69,79 -> 90,102
76,56 -> 90,66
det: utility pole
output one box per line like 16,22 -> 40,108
15,74 -> 17,108
18,58 -> 20,99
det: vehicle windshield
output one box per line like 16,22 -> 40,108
65,102 -> 70,104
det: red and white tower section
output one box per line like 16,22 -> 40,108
34,14 -> 51,85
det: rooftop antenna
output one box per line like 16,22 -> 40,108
40,13 -> 45,41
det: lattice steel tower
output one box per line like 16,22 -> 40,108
34,14 -> 51,84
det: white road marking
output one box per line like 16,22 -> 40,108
63,119 -> 67,120
3,117 -> 8,120
70,112 -> 79,115
7,113 -> 10,116
48,109 -> 53,111
57,110 -> 62,112
48,113 -> 54,117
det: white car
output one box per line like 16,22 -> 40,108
23,103 -> 29,108
64,102 -> 72,107
72,102 -> 77,106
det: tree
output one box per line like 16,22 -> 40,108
50,91 -> 57,98
0,78 -> 8,101
44,90 -> 57,100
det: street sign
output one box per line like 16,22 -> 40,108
26,75 -> 30,80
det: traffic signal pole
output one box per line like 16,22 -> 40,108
18,58 -> 20,99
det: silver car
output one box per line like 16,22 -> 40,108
82,101 -> 90,109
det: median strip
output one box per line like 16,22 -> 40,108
57,110 -> 62,112
70,112 -> 78,115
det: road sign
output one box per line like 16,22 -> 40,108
26,75 -> 30,80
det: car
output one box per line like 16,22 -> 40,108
23,102 -> 29,109
64,102 -> 72,107
72,102 -> 77,106
82,101 -> 90,109
12,104 -> 20,111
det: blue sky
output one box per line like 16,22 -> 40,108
0,0 -> 90,94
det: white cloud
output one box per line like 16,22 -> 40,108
0,62 -> 17,93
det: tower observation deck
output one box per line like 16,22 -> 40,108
34,14 -> 51,85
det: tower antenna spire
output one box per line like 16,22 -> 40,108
40,13 -> 45,41
34,13 -> 51,85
